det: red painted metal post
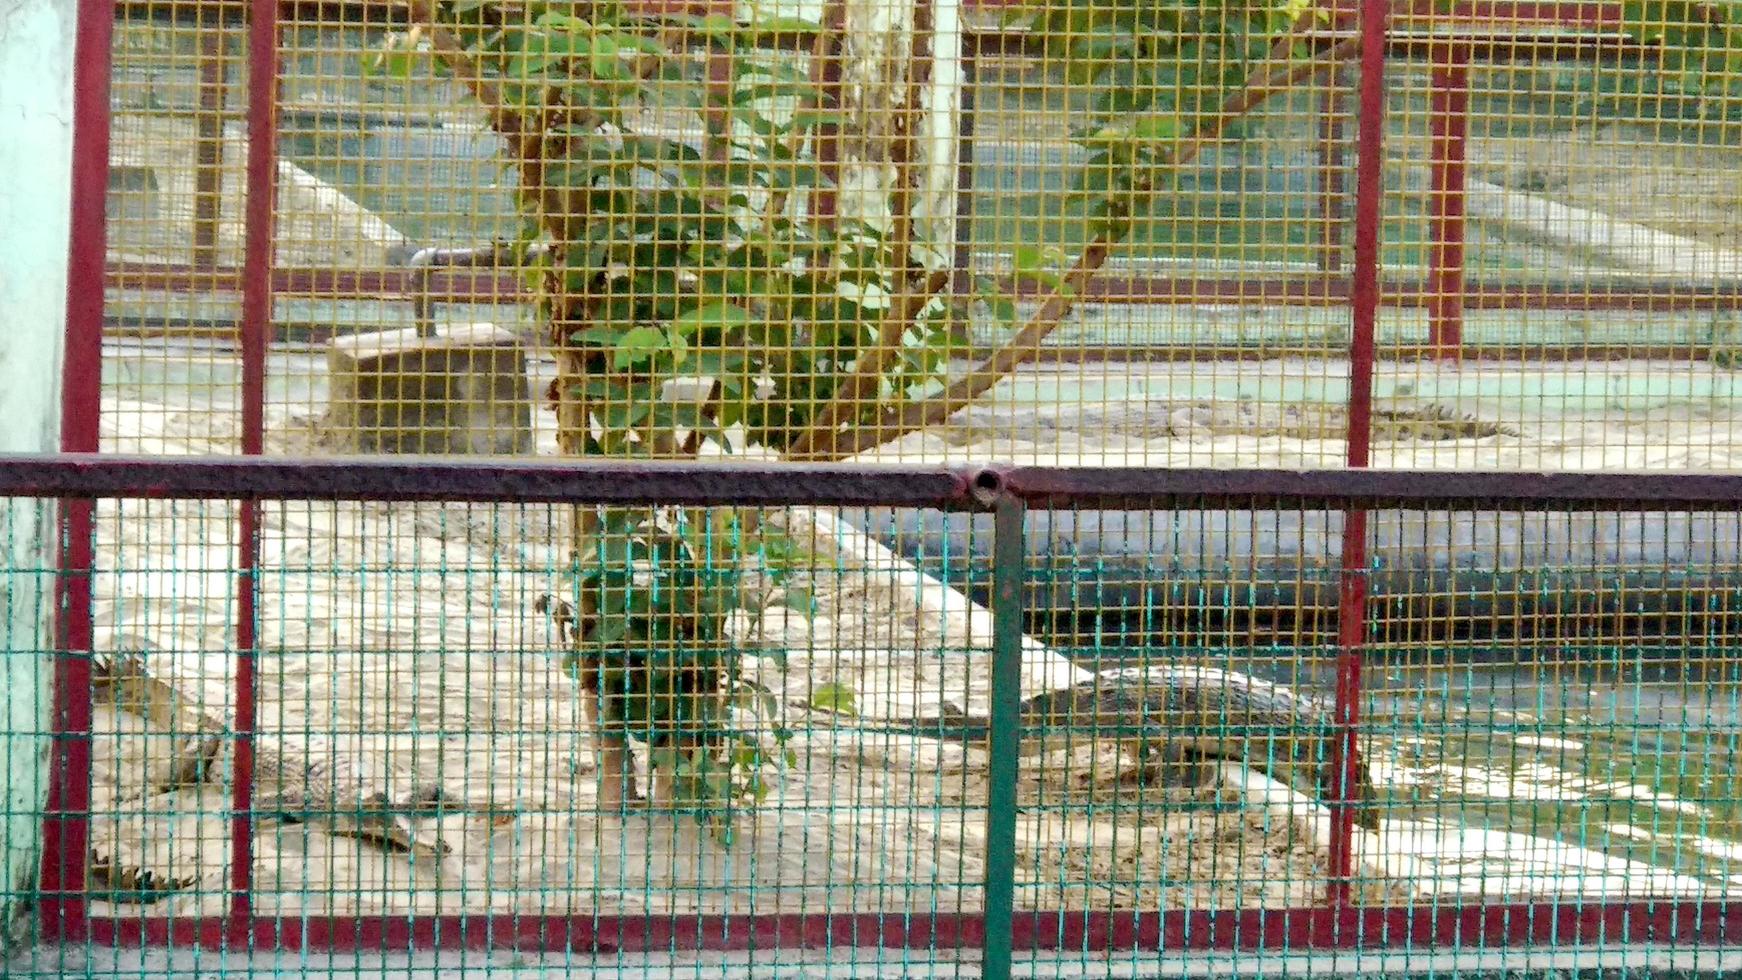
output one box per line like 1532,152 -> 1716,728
1327,0 -> 1389,912
230,0 -> 281,941
807,0 -> 844,224
68,901 -> 1742,954
38,0 -> 117,944
1317,66 -> 1347,273
1426,42 -> 1471,360
193,10 -> 228,269
952,46 -> 979,292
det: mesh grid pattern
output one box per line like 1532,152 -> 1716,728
6,0 -> 1742,973
7,471 -> 1742,975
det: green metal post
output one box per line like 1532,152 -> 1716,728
983,495 -> 1024,980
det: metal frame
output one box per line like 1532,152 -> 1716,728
97,0 -> 1737,356
17,455 -> 1742,509
58,902 -> 1742,954
41,0 -> 1742,968
15,454 -> 1742,959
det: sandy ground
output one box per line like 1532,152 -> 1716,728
81,363 -> 1742,921
85,393 -> 1425,920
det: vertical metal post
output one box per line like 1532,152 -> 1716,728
193,10 -> 228,270
1327,0 -> 1388,913
807,0 -> 845,225
1426,42 -> 1470,361
231,0 -> 280,942
241,0 -> 280,461
951,46 -> 979,294
39,0 -> 116,944
1316,65 -> 1346,275
982,493 -> 1024,980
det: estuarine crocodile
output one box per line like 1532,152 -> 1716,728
85,651 -> 451,903
82,650 -> 1378,902
915,664 -> 1382,831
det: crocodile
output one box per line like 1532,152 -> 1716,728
916,664 -> 1383,831
85,651 -> 452,904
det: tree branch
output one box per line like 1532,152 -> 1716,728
820,32 -> 1361,461
784,5 -> 939,459
404,0 -> 536,159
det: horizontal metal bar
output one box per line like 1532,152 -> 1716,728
965,27 -> 1646,61
114,0 -> 1629,26
995,275 -> 1742,312
994,465 -> 1742,511
950,344 -> 1738,365
82,900 -> 1742,953
118,1 -> 1633,50
108,263 -> 1742,315
89,319 -> 1742,364
7,456 -> 1742,512
103,262 -> 517,300
0,454 -> 985,508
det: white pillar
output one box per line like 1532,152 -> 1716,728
0,0 -> 75,931
743,0 -> 963,275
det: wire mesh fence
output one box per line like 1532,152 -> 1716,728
13,0 -> 1742,971
6,460 -> 1742,975
92,0 -> 1742,478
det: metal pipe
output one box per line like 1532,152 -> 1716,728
231,0 -> 282,936
1327,0 -> 1390,908
1427,42 -> 1472,360
74,899 -> 1742,953
401,241 -> 548,337
102,261 -> 1742,315
981,488 -> 1023,980
14,456 -> 1742,511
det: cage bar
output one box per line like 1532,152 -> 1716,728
15,0 -> 1742,972
9,458 -> 1742,957
1425,42 -> 1471,360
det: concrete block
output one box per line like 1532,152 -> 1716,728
326,323 -> 533,455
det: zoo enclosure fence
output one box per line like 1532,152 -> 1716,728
97,0 -> 1741,367
9,455 -> 1742,971
19,0 -> 1742,972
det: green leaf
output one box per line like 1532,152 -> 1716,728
1131,113 -> 1180,142
611,325 -> 667,370
732,743 -> 764,770
808,683 -> 857,716
1012,245 -> 1066,276
746,15 -> 826,35
362,32 -> 426,80
731,81 -> 820,106
571,325 -> 623,348
789,109 -> 851,130
670,302 -> 754,337
777,586 -> 817,617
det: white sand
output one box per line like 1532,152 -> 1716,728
83,367 -> 1742,918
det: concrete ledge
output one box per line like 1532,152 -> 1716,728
325,322 -> 533,455
1466,178 -> 1742,285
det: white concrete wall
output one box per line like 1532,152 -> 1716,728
741,0 -> 962,272
0,0 -> 74,938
